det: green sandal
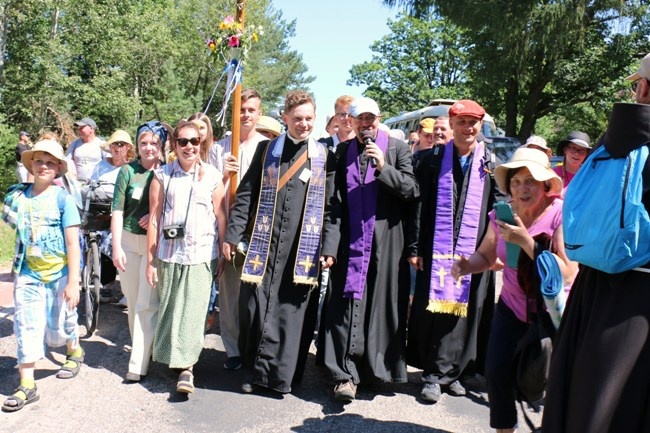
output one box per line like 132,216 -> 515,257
2,385 -> 39,412
56,348 -> 85,379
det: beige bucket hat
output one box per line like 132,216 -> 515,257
494,148 -> 562,195
21,139 -> 68,178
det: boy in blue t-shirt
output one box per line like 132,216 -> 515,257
1,139 -> 82,412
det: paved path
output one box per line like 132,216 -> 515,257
0,270 -> 542,433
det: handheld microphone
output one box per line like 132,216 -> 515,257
361,130 -> 377,167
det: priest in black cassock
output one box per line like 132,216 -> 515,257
406,100 -> 502,403
320,97 -> 419,401
222,90 -> 336,394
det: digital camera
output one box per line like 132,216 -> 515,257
162,224 -> 185,240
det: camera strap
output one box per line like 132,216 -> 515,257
163,162 -> 197,229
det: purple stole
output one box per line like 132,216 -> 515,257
343,130 -> 389,299
428,141 -> 486,316
241,134 -> 327,287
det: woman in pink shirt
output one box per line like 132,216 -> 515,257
553,131 -> 591,193
452,148 -> 578,433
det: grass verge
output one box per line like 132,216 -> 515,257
0,221 -> 15,267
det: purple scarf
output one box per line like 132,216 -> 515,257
428,141 -> 486,316
343,130 -> 389,299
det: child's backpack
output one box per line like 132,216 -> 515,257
2,183 -> 69,229
563,143 -> 650,273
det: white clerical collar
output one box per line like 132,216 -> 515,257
286,133 -> 306,144
272,133 -> 321,158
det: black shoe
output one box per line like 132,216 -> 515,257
445,380 -> 466,396
224,356 -> 242,370
421,382 -> 441,402
99,289 -> 112,303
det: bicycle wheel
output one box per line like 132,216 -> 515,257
83,240 -> 101,334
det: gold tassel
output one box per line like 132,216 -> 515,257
293,276 -> 318,287
241,274 -> 263,285
426,299 -> 468,317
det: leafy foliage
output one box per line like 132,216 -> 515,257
0,113 -> 19,195
0,0 -> 312,147
381,0 -> 650,141
348,13 -> 468,117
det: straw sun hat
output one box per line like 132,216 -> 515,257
101,130 -> 134,152
494,148 -> 563,195
256,116 -> 283,138
21,139 -> 68,178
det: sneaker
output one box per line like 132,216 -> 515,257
446,380 -> 466,396
224,356 -> 242,371
118,296 -> 127,308
421,382 -> 441,402
333,380 -> 356,402
125,372 -> 141,382
176,369 -> 194,394
241,381 -> 253,393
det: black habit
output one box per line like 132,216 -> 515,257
225,137 -> 335,393
406,143 -> 502,385
320,136 -> 419,385
542,102 -> 650,432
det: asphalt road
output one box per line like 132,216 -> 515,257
0,271 -> 541,433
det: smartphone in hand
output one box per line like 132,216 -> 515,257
494,201 -> 520,269
494,201 -> 516,225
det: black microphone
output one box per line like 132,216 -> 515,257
361,130 -> 377,167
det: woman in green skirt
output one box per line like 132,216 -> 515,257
146,120 -> 226,393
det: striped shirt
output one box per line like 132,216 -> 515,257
154,161 -> 221,265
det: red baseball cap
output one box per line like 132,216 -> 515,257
448,100 -> 485,120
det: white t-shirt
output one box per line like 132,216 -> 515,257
209,132 -> 267,183
67,137 -> 105,181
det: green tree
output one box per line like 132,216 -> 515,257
348,13 -> 468,117
382,0 -> 650,140
0,0 -> 311,145
189,1 -> 314,126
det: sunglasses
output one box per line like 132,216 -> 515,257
176,137 -> 201,147
110,141 -> 129,148
565,145 -> 589,156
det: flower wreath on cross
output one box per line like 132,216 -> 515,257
206,15 -> 262,65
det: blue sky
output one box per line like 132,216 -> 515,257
270,0 -> 397,134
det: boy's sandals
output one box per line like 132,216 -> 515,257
176,369 -> 195,394
2,385 -> 39,412
56,348 -> 85,379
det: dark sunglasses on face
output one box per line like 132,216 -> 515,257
176,137 -> 201,147
110,141 -> 129,148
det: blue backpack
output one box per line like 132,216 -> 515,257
563,144 -> 650,273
